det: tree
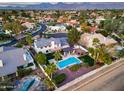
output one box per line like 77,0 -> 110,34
117,49 -> 124,58
92,38 -> 100,47
53,51 -> 61,61
44,77 -> 54,90
66,25 -> 72,30
35,52 -> 47,65
88,47 -> 95,57
3,20 -> 27,35
88,46 -> 112,65
25,33 -> 33,47
45,63 -> 57,78
103,19 -> 113,34
67,27 -> 81,45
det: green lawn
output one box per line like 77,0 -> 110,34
78,55 -> 95,66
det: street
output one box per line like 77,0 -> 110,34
76,61 -> 124,91
0,23 -> 47,47
60,59 -> 124,91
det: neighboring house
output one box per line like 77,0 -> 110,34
79,33 -> 117,48
33,37 -> 69,54
21,22 -> 35,29
77,27 -> 82,32
43,15 -> 54,22
95,16 -> 105,24
0,47 -> 36,81
66,19 -> 79,26
47,25 -> 66,32
90,26 -> 97,33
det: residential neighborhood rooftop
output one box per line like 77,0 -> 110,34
79,33 -> 117,48
0,47 -> 33,77
34,37 -> 68,48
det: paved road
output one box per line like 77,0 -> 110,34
69,60 -> 124,91
0,23 -> 47,47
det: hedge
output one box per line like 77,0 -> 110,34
78,55 -> 94,66
69,64 -> 81,71
53,73 -> 67,85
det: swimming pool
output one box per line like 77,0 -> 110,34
18,79 -> 35,91
56,57 -> 81,70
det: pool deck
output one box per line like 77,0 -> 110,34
62,54 -> 79,60
56,65 -> 100,87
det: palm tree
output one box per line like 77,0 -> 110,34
92,38 -> 100,47
35,52 -> 47,65
67,27 -> 81,46
117,49 -> 124,58
25,33 -> 33,47
88,46 -> 112,65
44,77 -> 55,90
45,63 -> 57,79
53,51 -> 61,61
88,47 -> 95,57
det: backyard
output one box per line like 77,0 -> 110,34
49,54 -> 100,87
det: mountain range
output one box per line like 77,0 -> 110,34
0,2 -> 124,10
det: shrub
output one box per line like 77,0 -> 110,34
17,68 -> 33,78
78,55 -> 94,66
53,73 -> 67,85
15,42 -> 23,48
69,64 -> 81,71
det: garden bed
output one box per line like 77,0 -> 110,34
69,64 -> 82,72
53,73 -> 67,85
78,55 -> 95,66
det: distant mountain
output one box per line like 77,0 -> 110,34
0,2 -> 124,10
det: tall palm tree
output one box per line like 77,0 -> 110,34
45,63 -> 57,79
53,51 -> 61,61
92,38 -> 100,47
44,77 -> 55,90
67,27 -> 81,46
25,33 -> 33,47
35,52 -> 47,65
88,47 -> 95,57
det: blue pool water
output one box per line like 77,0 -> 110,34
18,79 -> 35,91
56,57 -> 81,70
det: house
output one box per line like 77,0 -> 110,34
47,25 -> 66,32
43,15 -> 54,22
21,22 -> 35,30
79,33 -> 117,48
66,19 -> 79,26
90,26 -> 97,33
33,37 -> 69,54
0,47 -> 36,81
95,16 -> 105,24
